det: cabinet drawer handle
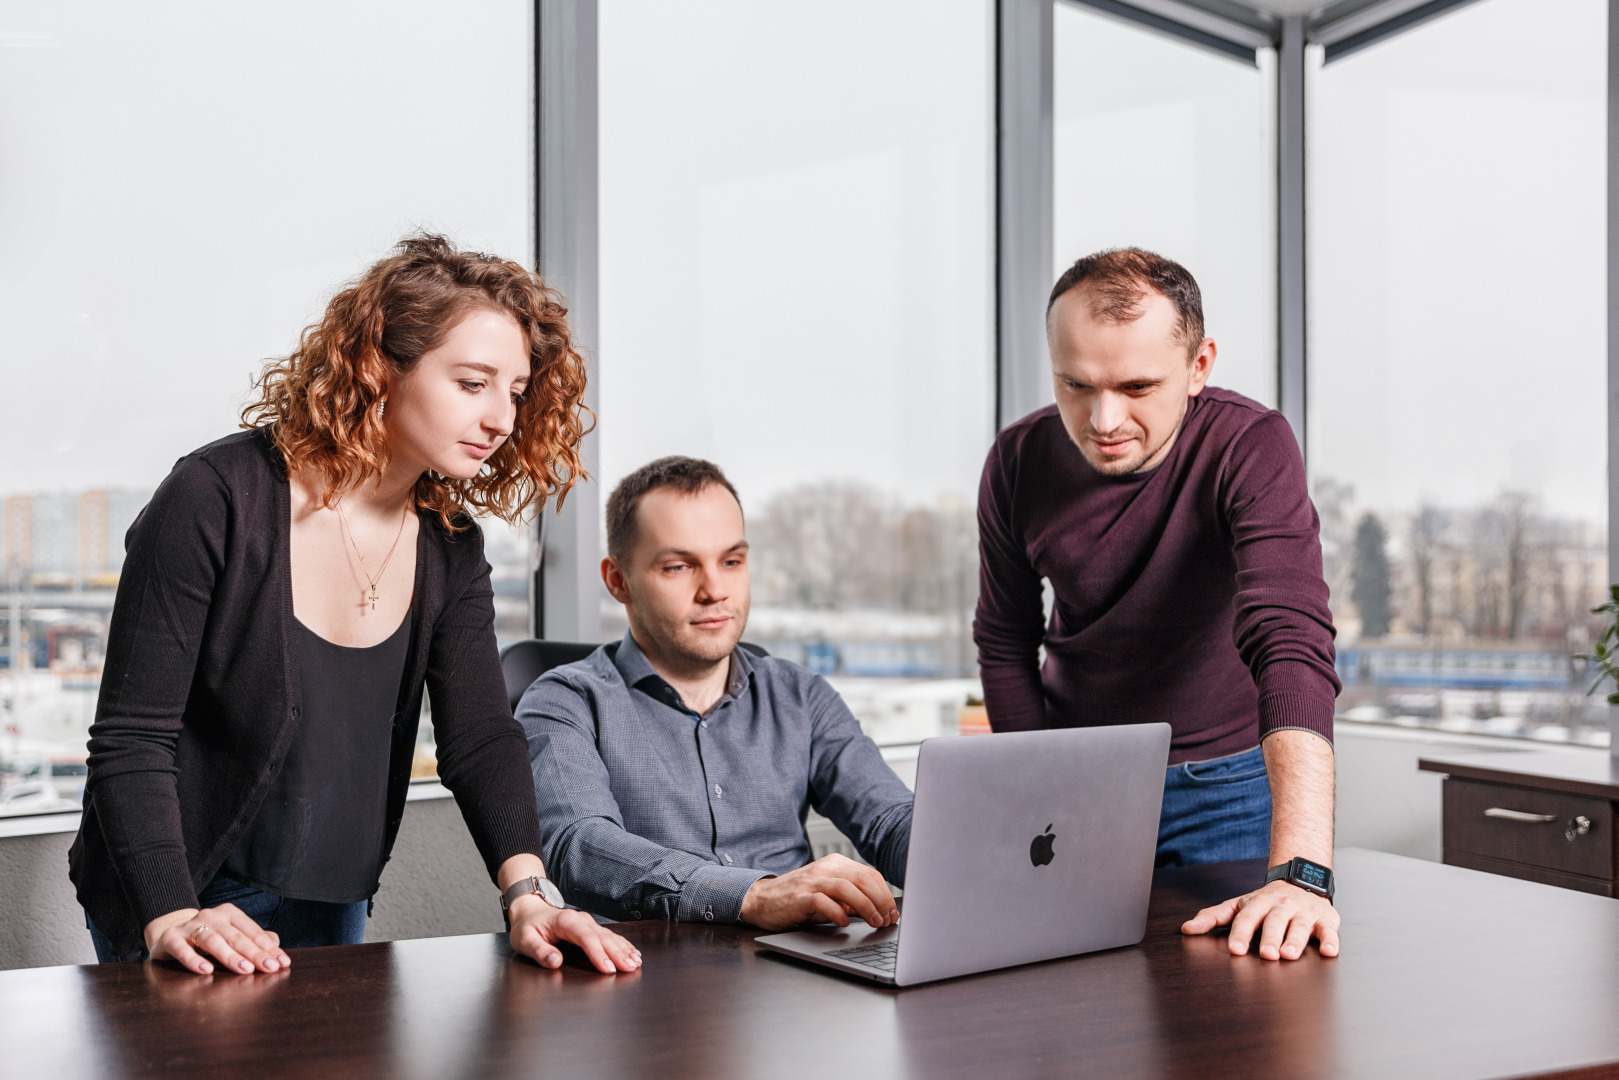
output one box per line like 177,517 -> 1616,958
1483,808 -> 1557,823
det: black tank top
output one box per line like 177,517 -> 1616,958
223,611 -> 412,903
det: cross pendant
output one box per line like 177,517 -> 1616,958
369,590 -> 378,611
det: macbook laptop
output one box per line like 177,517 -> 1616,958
754,722 -> 1171,987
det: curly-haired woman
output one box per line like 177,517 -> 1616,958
68,235 -> 639,976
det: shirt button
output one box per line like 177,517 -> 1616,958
713,784 -> 723,797
700,721 -> 708,729
704,909 -> 714,922
632,910 -> 642,920
724,853 -> 733,864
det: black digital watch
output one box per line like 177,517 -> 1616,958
1265,857 -> 1334,903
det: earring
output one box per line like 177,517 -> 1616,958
377,400 -> 387,418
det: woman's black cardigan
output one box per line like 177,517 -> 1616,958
69,428 -> 544,958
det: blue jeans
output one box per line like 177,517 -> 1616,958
88,873 -> 367,963
1156,745 -> 1272,869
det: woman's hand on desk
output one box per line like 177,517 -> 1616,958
506,897 -> 642,974
144,904 -> 292,975
1180,880 -> 1340,961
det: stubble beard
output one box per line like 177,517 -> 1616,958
1069,403 -> 1188,476
648,601 -> 749,671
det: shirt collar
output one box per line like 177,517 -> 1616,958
612,630 -> 755,716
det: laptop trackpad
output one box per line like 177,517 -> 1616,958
767,919 -> 898,952
755,917 -> 901,976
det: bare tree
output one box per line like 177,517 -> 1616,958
1312,477 -> 1355,619
1498,493 -> 1534,640
751,483 -> 899,609
1409,503 -> 1446,636
749,482 -> 981,676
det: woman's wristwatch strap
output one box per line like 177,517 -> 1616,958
500,875 -> 566,928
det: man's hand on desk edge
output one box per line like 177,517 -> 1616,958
1181,879 -> 1340,961
740,853 -> 900,932
506,894 -> 642,974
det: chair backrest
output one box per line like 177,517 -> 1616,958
499,638 -> 770,712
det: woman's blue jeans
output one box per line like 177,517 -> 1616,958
88,873 -> 367,963
1156,745 -> 1273,868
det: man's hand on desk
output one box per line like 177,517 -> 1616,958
1180,879 -> 1340,960
506,896 -> 642,974
1180,729 -> 1340,961
740,853 -> 900,932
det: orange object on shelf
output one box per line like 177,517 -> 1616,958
957,705 -> 991,735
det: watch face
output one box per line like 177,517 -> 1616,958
1294,860 -> 1331,891
535,876 -> 566,909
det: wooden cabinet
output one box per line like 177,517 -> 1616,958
1419,751 -> 1619,897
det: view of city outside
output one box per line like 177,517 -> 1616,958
597,0 -> 995,746
1053,2 -> 1278,409
1308,0 -> 1610,746
0,0 -> 534,815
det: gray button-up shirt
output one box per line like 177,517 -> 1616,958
517,632 -> 913,924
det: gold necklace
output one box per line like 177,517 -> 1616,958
335,498 -> 409,611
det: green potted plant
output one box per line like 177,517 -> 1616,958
1578,585 -> 1619,704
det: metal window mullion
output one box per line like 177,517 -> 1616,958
1312,0 -> 1485,64
1276,17 -> 1307,457
536,0 -> 602,644
996,0 -> 1055,431
1608,0 -> 1618,760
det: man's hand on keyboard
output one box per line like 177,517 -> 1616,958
740,853 -> 899,932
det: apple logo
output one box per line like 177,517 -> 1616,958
1029,824 -> 1056,867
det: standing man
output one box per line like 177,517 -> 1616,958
975,248 -> 1341,962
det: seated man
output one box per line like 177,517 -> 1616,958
517,456 -> 910,930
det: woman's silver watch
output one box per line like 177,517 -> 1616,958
500,875 -> 566,928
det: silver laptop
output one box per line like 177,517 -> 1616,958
754,722 -> 1171,987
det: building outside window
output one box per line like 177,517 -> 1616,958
0,0 -> 535,813
1307,0 -> 1610,746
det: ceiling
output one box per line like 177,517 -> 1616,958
1245,0 -> 1330,12
1164,0 -> 1451,33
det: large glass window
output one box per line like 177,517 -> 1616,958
1308,0 -> 1609,745
0,0 -> 534,813
1053,3 -> 1278,406
598,0 -> 994,744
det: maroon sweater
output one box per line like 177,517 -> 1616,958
974,388 -> 1339,764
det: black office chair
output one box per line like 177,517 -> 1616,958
499,638 -> 769,713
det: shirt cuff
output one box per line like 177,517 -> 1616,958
121,849 -> 201,933
675,862 -> 772,925
1257,689 -> 1335,745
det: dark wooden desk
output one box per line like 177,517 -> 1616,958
6,849 -> 1619,1080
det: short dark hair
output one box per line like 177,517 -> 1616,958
1046,247 -> 1205,356
605,456 -> 743,562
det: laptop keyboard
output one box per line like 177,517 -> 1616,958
825,939 -> 899,973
